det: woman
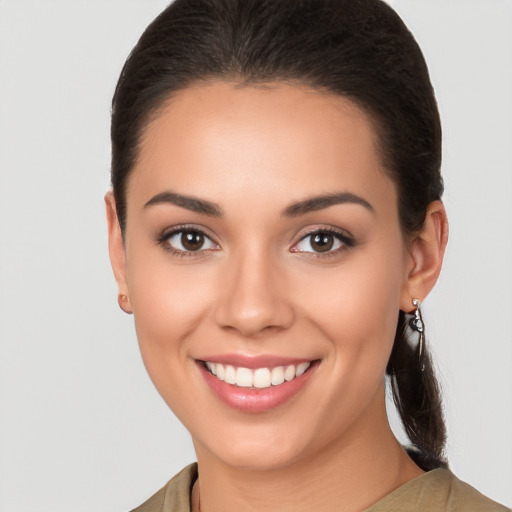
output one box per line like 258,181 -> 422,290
105,0 -> 509,510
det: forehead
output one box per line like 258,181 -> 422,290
129,81 -> 396,213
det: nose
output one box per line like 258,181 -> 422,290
213,249 -> 295,338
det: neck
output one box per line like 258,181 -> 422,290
192,393 -> 423,512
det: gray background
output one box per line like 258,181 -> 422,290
0,1 -> 511,510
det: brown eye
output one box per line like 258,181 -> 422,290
310,233 -> 334,252
164,229 -> 218,253
181,231 -> 205,251
292,229 -> 351,255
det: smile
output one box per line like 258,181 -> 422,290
204,361 -> 311,389
198,358 -> 318,412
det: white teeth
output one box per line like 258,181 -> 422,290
205,361 -> 312,388
236,367 -> 253,387
296,362 -> 310,377
271,366 -> 285,386
224,365 -> 236,384
253,368 -> 271,389
284,365 -> 296,381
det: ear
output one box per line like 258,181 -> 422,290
400,200 -> 449,312
105,191 -> 132,313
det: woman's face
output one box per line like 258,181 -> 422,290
114,82 -> 416,470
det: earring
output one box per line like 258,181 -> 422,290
118,294 -> 132,315
409,298 -> 425,371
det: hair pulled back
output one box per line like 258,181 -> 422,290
111,0 -> 447,470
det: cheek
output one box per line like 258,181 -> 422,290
287,245 -> 405,431
125,245 -> 217,379
294,241 -> 405,364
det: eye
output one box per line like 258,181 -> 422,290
291,229 -> 353,254
161,228 -> 218,254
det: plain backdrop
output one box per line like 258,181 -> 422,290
0,1 -> 511,510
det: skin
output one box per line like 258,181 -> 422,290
106,82 -> 448,512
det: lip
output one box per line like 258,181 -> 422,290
197,357 -> 319,413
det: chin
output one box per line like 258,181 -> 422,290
210,442 -> 304,472
191,418 -> 322,472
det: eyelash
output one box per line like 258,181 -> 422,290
157,225 -> 219,257
291,227 -> 355,258
157,226 -> 355,257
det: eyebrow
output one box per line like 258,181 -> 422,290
144,191 -> 223,217
282,192 -> 374,217
144,190 -> 373,218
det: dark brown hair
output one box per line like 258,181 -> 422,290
111,0 -> 447,470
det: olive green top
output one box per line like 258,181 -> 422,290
131,463 -> 510,512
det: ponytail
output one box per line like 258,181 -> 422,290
386,311 -> 448,471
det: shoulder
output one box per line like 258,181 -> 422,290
366,468 -> 510,512
130,463 -> 198,512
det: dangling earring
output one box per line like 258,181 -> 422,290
409,298 -> 425,371
118,293 -> 132,315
